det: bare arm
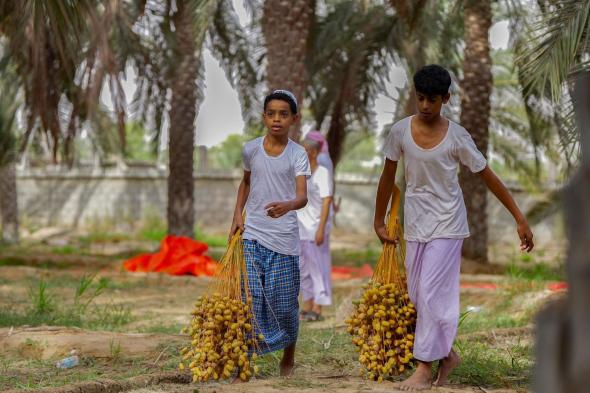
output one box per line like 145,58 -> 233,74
373,158 -> 398,243
229,170 -> 251,238
315,196 -> 333,245
478,165 -> 534,252
265,175 -> 308,218
293,175 -> 309,210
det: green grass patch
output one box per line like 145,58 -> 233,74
139,227 -> 167,243
255,326 -> 358,380
97,276 -> 150,291
49,246 -> 78,255
77,232 -> 133,247
458,311 -> 531,335
139,225 -> 228,248
332,247 -> 381,268
139,323 -> 184,335
0,276 -> 134,331
452,340 -> 533,388
195,231 -> 228,248
0,355 -> 182,391
506,262 -> 565,282
0,257 -> 28,267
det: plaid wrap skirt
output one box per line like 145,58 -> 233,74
243,239 -> 300,354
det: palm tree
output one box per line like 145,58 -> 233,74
132,0 -> 257,237
516,0 -> 590,167
0,0 -> 258,241
307,0 -> 463,168
458,0 -> 493,263
262,0 -> 315,141
0,1 -> 132,164
0,62 -> 19,244
165,1 -> 202,238
0,1 -> 122,243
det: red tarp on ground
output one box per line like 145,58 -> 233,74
123,239 -> 570,292
123,235 -> 218,277
547,281 -> 568,292
329,264 -> 568,294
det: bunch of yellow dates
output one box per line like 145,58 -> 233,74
346,281 -> 417,381
180,293 -> 263,382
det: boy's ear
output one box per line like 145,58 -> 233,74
443,93 -> 451,104
294,113 -> 301,122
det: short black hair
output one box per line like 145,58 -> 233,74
413,64 -> 451,96
264,90 -> 298,114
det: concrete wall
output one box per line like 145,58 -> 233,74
16,167 -> 563,249
17,167 -> 240,232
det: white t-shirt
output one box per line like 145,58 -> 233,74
318,153 -> 334,179
382,116 -> 487,243
297,166 -> 333,241
317,152 -> 335,219
242,137 -> 311,255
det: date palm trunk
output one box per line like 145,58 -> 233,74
167,0 -> 199,238
0,162 -> 19,244
458,0 -> 493,263
262,0 -> 315,141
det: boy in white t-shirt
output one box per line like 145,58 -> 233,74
297,138 -> 334,322
230,90 -> 311,378
374,65 -> 535,391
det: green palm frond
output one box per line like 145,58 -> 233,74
305,0 -> 465,167
489,132 -> 537,182
517,0 -> 590,101
0,1 -> 95,162
308,1 -> 396,126
208,0 -> 261,124
508,0 -> 590,175
489,47 -> 569,185
0,1 -> 141,164
509,0 -> 585,172
130,0 -> 217,154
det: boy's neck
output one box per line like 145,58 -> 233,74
415,113 -> 445,126
265,133 -> 289,145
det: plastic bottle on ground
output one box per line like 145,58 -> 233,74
56,351 -> 80,369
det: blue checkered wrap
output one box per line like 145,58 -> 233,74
243,239 -> 300,354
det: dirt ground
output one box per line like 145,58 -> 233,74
0,232 -> 563,393
2,370 -> 528,393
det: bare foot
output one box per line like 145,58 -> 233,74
279,359 -> 294,377
399,361 -> 432,391
434,349 -> 461,387
280,343 -> 296,377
